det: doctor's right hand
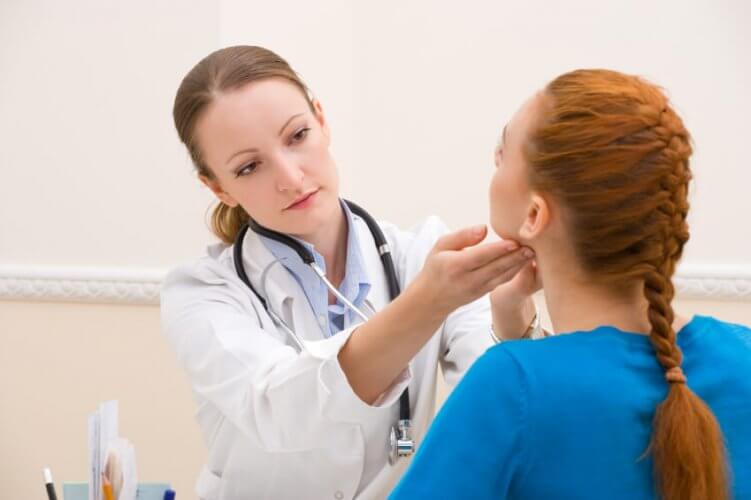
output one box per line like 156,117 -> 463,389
339,224 -> 533,404
411,224 -> 535,316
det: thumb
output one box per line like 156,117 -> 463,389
434,225 -> 487,252
517,259 -> 542,294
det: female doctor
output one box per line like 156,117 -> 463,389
162,45 -> 539,500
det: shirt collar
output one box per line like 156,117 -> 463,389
258,199 -> 372,318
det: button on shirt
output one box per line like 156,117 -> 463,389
259,201 -> 372,337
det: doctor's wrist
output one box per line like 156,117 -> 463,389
406,273 -> 457,320
490,297 -> 537,341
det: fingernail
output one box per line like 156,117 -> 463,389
522,248 -> 534,259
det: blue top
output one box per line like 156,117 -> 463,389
391,315 -> 751,499
259,200 -> 371,337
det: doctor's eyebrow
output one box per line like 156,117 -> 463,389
224,112 -> 306,166
278,113 -> 304,136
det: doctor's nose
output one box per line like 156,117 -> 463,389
274,155 -> 305,192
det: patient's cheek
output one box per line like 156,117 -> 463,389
490,221 -> 520,243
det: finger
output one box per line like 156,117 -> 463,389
433,225 -> 487,252
514,260 -> 538,290
474,246 -> 533,275
459,239 -> 523,270
485,265 -> 527,292
531,260 -> 543,290
473,250 -> 533,291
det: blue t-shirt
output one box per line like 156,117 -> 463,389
391,315 -> 751,499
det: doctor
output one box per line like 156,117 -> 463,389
162,45 -> 539,500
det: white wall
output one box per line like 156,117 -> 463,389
1,1 -> 749,499
2,0 -> 749,270
0,0 -> 219,268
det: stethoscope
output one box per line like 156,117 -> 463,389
233,199 -> 415,464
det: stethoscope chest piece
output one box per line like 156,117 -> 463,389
388,419 -> 415,465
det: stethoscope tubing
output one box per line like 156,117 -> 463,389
232,199 -> 411,423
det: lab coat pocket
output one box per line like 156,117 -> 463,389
196,465 -> 221,500
223,445 -> 364,500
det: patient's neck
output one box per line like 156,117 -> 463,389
539,253 -> 652,336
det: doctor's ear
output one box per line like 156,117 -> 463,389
312,99 -> 330,139
519,193 -> 551,241
199,173 -> 239,208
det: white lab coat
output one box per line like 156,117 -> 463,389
160,215 -> 494,500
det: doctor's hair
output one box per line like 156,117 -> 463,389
173,45 -> 315,244
526,69 -> 728,500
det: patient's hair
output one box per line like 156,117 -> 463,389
173,45 -> 314,244
526,69 -> 728,500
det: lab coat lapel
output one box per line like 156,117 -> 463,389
352,216 -> 391,312
239,228 -> 325,341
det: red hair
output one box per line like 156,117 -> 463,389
526,69 -> 728,500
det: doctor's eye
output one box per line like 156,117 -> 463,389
236,161 -> 258,177
291,127 -> 311,143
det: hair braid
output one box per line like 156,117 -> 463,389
638,98 -> 728,500
641,101 -> 690,373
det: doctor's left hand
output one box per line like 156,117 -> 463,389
489,256 -> 543,340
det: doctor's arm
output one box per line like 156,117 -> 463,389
337,225 -> 534,404
161,261 -> 396,452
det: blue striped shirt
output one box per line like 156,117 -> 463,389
259,200 -> 372,337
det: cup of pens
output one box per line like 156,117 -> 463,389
45,401 -> 176,500
44,467 -> 174,500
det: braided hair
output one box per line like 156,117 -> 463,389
526,69 -> 728,500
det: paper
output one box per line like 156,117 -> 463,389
105,438 -> 137,500
87,401 -> 137,500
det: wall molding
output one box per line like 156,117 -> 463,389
0,264 -> 750,305
672,264 -> 751,301
0,266 -> 165,305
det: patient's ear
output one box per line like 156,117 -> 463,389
199,174 -> 239,208
519,193 -> 550,241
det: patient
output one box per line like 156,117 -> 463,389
391,69 -> 751,500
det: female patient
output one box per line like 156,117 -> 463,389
391,69 -> 751,499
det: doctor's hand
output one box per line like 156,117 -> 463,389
338,224 -> 533,405
411,225 -> 535,317
490,257 -> 543,340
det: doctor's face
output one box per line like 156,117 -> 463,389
489,93 -> 541,241
195,78 -> 340,239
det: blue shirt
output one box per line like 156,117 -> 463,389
391,315 -> 751,499
259,201 -> 371,337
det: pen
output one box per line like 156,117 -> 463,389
102,475 -> 114,500
43,467 -> 58,500
163,489 -> 176,500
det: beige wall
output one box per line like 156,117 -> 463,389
0,300 -> 206,499
2,297 -> 749,499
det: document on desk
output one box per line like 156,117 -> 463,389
87,401 -> 138,500
89,400 -> 118,500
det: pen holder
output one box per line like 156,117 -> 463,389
62,482 -> 172,500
